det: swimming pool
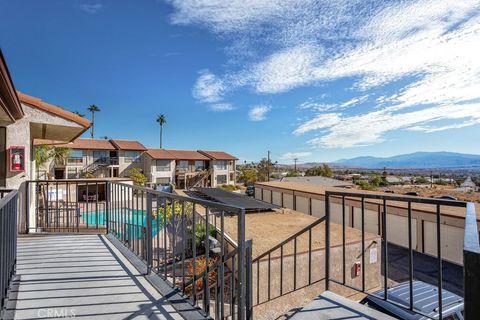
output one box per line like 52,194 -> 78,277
82,209 -> 163,239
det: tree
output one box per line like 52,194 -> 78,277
238,167 -> 258,185
87,105 -> 101,139
34,145 -> 71,178
285,170 -> 300,177
156,114 -> 166,148
305,164 -> 333,177
128,168 -> 147,186
34,145 -> 51,176
257,158 -> 276,182
49,147 -> 71,166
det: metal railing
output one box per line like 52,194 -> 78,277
26,180 -> 108,233
0,189 -> 18,314
251,216 -> 325,306
107,182 -> 252,319
324,191 -> 477,319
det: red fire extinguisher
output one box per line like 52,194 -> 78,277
13,153 -> 22,171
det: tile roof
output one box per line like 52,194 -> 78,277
58,138 -> 116,150
110,139 -> 147,151
145,149 -> 176,160
146,149 -> 209,160
198,150 -> 238,160
17,92 -> 90,128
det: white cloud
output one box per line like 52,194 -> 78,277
192,70 -> 225,103
166,0 -> 480,148
78,3 -> 103,14
209,103 -> 235,112
280,152 -> 312,160
303,103 -> 480,148
294,113 -> 341,135
248,105 -> 270,121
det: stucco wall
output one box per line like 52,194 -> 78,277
6,104 -> 82,189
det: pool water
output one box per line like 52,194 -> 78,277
82,209 -> 163,239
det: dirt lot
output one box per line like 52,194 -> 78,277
222,208 -> 378,259
382,184 -> 480,203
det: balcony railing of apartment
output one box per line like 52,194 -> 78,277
0,189 -> 18,314
324,191 -> 479,319
24,180 -> 253,319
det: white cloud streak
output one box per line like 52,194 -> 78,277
209,103 -> 235,112
280,152 -> 312,160
248,105 -> 270,121
78,3 -> 103,14
166,0 -> 480,148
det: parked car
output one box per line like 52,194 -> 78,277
360,280 -> 464,320
245,185 -> 255,197
404,191 -> 420,196
438,195 -> 457,201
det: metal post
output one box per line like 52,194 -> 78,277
146,192 -> 153,274
237,208 -> 246,320
105,182 -> 110,234
325,193 -> 330,290
246,240 -> 253,320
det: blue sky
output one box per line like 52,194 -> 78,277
1,0 -> 479,164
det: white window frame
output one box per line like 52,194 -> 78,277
125,151 -> 141,163
156,160 -> 171,172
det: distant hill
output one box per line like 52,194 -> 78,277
333,152 -> 480,169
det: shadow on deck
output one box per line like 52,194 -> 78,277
3,234 -> 187,320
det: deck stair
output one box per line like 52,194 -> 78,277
188,168 -> 212,189
80,161 -> 108,177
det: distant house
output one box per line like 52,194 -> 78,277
280,176 -> 355,188
143,149 -> 237,189
458,176 -> 477,192
47,138 -> 147,179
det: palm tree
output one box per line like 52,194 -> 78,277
87,105 -> 100,139
73,111 -> 85,117
156,114 -> 166,148
49,147 -> 71,166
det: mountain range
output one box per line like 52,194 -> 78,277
332,152 -> 480,169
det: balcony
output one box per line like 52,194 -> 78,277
1,181 -> 479,319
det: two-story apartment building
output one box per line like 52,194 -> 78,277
143,149 -> 237,189
49,138 -> 146,179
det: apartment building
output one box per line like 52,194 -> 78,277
49,138 -> 146,179
144,149 -> 237,189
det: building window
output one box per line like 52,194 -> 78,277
156,160 -> 171,171
125,151 -> 141,163
217,174 -> 227,184
93,150 -> 108,163
67,168 -> 78,179
195,160 -> 205,170
156,177 -> 171,184
215,160 -> 227,170
178,160 -> 188,170
67,149 -> 84,164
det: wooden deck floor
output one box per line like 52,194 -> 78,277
4,234 -> 185,320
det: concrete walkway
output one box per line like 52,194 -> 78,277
4,234 -> 184,320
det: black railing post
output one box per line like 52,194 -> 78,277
237,207 -> 246,320
146,192 -> 153,275
463,202 -> 479,320
325,193 -> 330,290
105,182 -> 110,234
246,239 -> 253,320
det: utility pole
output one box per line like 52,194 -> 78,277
294,158 -> 298,172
